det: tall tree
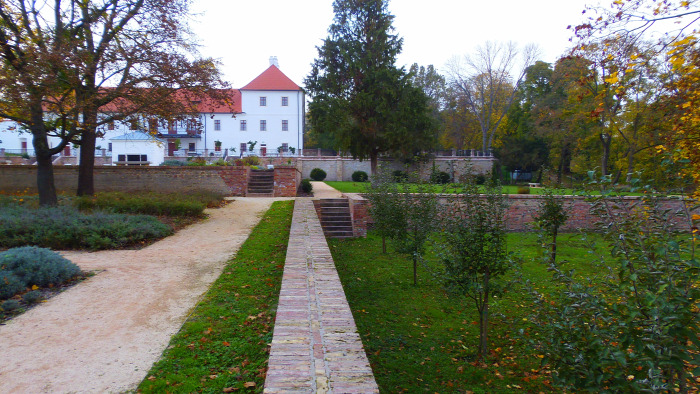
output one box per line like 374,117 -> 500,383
446,41 -> 539,153
64,0 -> 229,196
305,0 -> 435,174
0,1 -> 79,205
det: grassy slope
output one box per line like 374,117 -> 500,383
138,200 -> 294,393
329,231 -> 599,393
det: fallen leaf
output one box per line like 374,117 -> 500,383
222,388 -> 237,393
223,341 -> 230,347
243,382 -> 256,388
147,376 -> 156,381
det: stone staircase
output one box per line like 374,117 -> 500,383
246,169 -> 274,197
318,198 -> 354,239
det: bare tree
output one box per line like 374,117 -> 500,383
447,42 -> 539,152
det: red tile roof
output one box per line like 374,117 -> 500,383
241,65 -> 301,91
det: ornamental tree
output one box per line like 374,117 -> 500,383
305,0 -> 435,175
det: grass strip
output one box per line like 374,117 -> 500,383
138,200 -> 294,393
329,231 -> 600,393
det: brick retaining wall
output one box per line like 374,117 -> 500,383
0,165 -> 300,196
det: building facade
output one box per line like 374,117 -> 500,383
0,59 -> 305,165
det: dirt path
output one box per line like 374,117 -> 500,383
0,197 -> 288,394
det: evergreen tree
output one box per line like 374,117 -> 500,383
305,0 -> 434,174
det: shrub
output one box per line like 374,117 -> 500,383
22,290 -> 43,304
475,174 -> 487,185
430,171 -> 450,184
243,156 -> 260,166
186,157 -> 206,166
0,271 -> 24,299
74,192 -> 206,217
300,179 -> 313,194
392,170 -> 408,182
0,205 -> 173,250
310,168 -> 327,181
159,160 -> 187,166
1,299 -> 20,311
352,171 -> 369,182
517,186 -> 530,194
211,158 -> 229,166
0,247 -> 81,290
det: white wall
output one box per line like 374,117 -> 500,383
204,89 -> 304,157
111,138 -> 165,165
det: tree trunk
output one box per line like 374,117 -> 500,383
478,272 -> 490,360
370,150 -> 378,176
412,254 -> 417,286
600,133 -> 611,176
33,131 -> 58,206
550,227 -> 558,265
77,128 -> 96,196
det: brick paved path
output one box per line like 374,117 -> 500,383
264,199 -> 378,393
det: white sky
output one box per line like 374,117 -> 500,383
189,0 -> 599,89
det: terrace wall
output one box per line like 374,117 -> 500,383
0,165 -> 300,197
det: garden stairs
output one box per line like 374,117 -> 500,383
246,169 -> 274,197
317,198 -> 354,239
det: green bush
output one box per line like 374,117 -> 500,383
475,174 -> 487,185
392,170 -> 408,182
22,290 -> 43,304
300,179 -> 313,194
159,160 -> 187,166
430,171 -> 450,184
310,168 -> 327,181
352,171 -> 369,182
243,156 -> 260,166
1,299 -> 20,311
0,271 -> 24,299
0,205 -> 173,250
1,246 -> 81,289
186,157 -> 206,166
517,186 -> 530,194
74,192 -> 206,217
211,158 -> 229,166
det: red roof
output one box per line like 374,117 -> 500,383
241,65 -> 301,91
191,89 -> 242,113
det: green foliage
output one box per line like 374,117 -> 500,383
392,170 -> 408,182
532,189 -> 569,265
211,159 -> 230,166
475,174 -> 487,185
22,290 -> 43,304
310,168 -> 327,181
159,160 -> 187,166
0,205 -> 172,250
437,178 -> 518,359
527,176 -> 700,392
139,201 -> 293,393
1,299 -> 20,311
186,157 -> 206,166
351,170 -> 368,182
242,155 -> 260,166
0,247 -> 81,300
300,179 -> 313,194
74,192 -> 207,217
305,0 -> 435,171
429,170 -> 450,184
516,186 -> 530,194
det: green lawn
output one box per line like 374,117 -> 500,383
138,200 -> 294,393
325,181 -> 580,195
329,231 -> 600,393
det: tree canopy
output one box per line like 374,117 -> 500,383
304,0 -> 435,174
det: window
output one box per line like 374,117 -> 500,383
282,96 -> 288,106
108,121 -> 115,130
259,96 -> 266,106
240,120 -> 247,131
108,143 -> 112,152
186,119 -> 198,134
240,143 -> 247,153
188,143 -> 195,152
214,119 -> 221,131
282,143 -> 289,152
118,154 -> 148,166
260,120 -> 266,131
168,120 -> 176,134
282,120 -> 288,131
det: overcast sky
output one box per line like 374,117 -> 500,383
189,0 -> 599,88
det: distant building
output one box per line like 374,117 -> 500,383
0,58 -> 305,165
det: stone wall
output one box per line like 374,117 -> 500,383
346,193 -> 369,237
0,165 -> 295,197
298,157 -> 495,182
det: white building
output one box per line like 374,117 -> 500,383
0,58 -> 305,164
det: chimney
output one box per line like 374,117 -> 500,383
269,56 -> 279,67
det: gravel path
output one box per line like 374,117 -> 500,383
0,197 -> 288,394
